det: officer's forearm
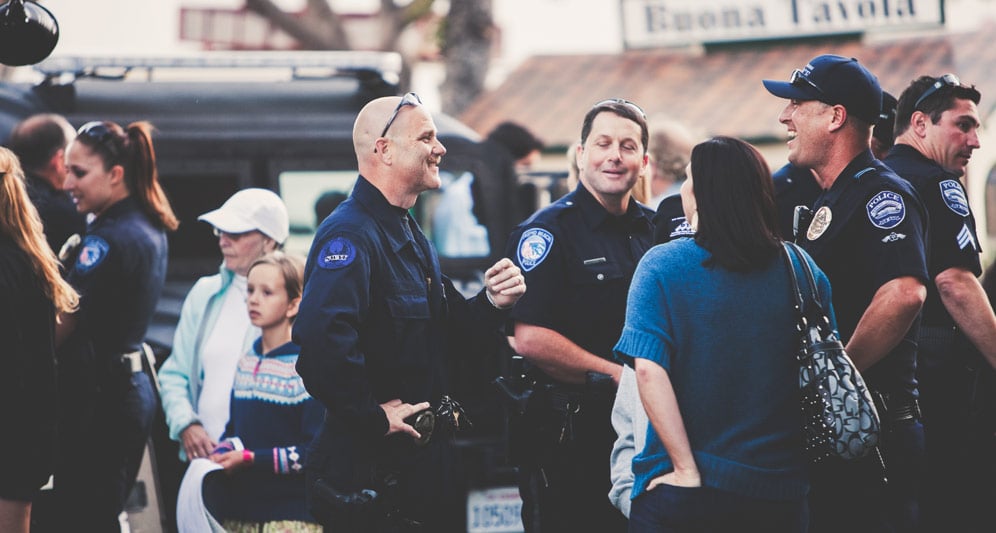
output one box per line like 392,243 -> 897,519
513,322 -> 622,385
936,267 -> 996,369
846,276 -> 926,372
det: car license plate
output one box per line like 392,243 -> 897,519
466,485 -> 524,533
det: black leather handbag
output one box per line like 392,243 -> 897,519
782,242 -> 881,463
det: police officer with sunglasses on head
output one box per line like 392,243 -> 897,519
884,74 -> 996,533
294,93 -> 525,532
504,99 -> 655,533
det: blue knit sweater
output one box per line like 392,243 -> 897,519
614,238 -> 835,502
211,339 -> 324,523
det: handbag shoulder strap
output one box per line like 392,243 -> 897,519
785,241 -> 834,336
785,242 -> 820,307
781,242 -> 805,322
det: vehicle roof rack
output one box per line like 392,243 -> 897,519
33,51 -> 403,86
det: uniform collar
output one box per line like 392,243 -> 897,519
25,171 -> 58,193
92,196 -> 140,225
351,175 -> 414,253
819,149 -> 877,206
572,182 -> 652,230
888,144 -> 959,179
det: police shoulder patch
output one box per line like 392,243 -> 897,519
75,235 -> 110,274
317,236 -> 357,270
939,179 -> 970,217
517,228 -> 554,272
866,190 -> 906,229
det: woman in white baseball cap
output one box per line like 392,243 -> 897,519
159,188 -> 289,474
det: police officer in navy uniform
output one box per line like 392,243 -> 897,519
34,120 -> 177,532
651,193 -> 694,245
506,99 -> 654,533
764,56 -> 929,532
6,113 -> 86,256
772,91 -> 897,242
293,93 -> 525,532
884,75 -> 996,533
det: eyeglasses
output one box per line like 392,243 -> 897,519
213,227 -> 255,240
790,69 -> 828,99
591,98 -> 647,120
913,73 -> 961,110
380,92 -> 423,137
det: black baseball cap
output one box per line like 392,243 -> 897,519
872,91 -> 898,147
763,55 -> 883,124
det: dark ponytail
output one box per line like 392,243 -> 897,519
76,120 -> 178,231
125,122 -> 178,230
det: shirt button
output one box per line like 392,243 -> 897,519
596,273 -> 604,281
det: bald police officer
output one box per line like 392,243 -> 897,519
764,55 -> 929,532
294,93 -> 525,532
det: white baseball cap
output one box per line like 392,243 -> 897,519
198,188 -> 289,244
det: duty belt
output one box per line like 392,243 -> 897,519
918,325 -> 958,352
120,350 -> 144,373
118,343 -> 155,374
873,390 -> 921,423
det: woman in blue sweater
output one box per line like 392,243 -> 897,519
206,252 -> 324,531
615,137 -> 835,532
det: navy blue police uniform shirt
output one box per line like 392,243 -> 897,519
25,172 -> 87,256
773,163 -> 823,242
884,144 -> 982,328
293,176 -> 507,481
506,183 -> 654,367
652,193 -> 694,245
67,196 -> 168,359
800,150 -> 929,400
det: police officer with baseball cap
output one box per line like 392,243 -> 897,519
764,55 -> 929,532
885,74 -> 996,532
773,90 -> 899,242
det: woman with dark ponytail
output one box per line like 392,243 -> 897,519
36,120 -> 176,532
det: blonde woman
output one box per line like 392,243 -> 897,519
0,147 -> 78,533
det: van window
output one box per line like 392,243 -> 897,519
423,170 -> 490,259
279,170 -> 357,256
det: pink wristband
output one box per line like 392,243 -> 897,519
243,450 -> 253,464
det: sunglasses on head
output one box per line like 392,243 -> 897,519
790,69 -> 829,100
76,121 -> 115,144
591,98 -> 647,120
913,73 -> 961,110
380,92 -> 423,138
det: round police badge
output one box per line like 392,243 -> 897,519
939,180 -> 970,217
866,191 -> 906,229
517,228 -> 554,272
75,235 -> 110,274
318,236 -> 356,270
807,206 -> 832,241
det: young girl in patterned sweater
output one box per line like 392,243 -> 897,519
207,252 -> 324,532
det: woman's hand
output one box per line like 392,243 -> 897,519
646,468 -> 702,491
181,423 -> 217,460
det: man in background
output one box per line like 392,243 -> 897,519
7,113 -> 85,256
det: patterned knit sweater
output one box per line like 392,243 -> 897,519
209,339 -> 324,523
